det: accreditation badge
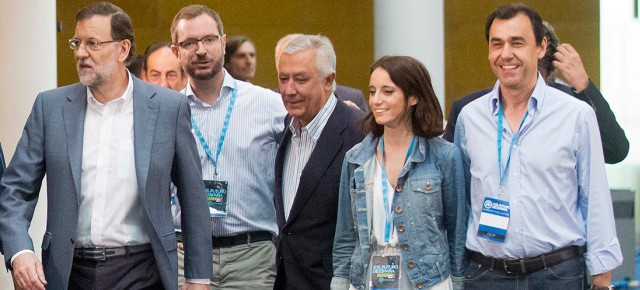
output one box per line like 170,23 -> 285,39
369,248 -> 402,290
477,196 -> 510,242
204,179 -> 228,218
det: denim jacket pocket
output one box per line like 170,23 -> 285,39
411,178 -> 442,212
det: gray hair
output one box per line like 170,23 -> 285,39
282,34 -> 337,91
275,33 -> 303,66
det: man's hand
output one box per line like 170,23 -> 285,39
553,43 -> 590,92
181,282 -> 209,290
592,271 -> 612,287
342,100 -> 361,111
11,252 -> 46,290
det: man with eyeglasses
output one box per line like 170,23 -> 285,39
0,2 -> 211,290
170,4 -> 286,289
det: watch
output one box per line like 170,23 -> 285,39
589,285 -> 614,290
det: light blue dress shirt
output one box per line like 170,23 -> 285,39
454,74 -> 622,275
174,70 -> 286,237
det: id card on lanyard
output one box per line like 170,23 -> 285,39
368,135 -> 415,290
476,104 -> 527,243
190,80 -> 237,218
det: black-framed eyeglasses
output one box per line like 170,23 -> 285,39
69,38 -> 121,51
177,35 -> 222,51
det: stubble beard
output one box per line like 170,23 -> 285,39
187,56 -> 223,81
78,58 -> 117,89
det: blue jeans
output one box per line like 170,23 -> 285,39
463,256 -> 587,290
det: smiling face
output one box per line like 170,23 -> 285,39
368,67 -> 417,130
488,13 -> 546,92
172,14 -> 226,81
74,15 -> 129,89
278,48 -> 334,127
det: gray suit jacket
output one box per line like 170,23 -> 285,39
0,77 -> 212,289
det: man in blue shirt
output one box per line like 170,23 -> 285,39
455,4 -> 622,290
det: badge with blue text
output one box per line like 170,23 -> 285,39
204,179 -> 227,218
477,197 -> 510,242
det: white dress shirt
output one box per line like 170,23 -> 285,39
282,95 -> 337,220
75,73 -> 150,247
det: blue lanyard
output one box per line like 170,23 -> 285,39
379,135 -> 416,243
496,104 -> 528,193
190,80 -> 237,176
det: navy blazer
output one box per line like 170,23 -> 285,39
273,100 -> 365,289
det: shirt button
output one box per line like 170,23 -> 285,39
395,206 -> 403,214
402,244 -> 409,250
395,185 -> 403,192
397,225 -> 405,232
408,261 -> 415,268
418,282 -> 424,288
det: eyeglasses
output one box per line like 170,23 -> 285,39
69,38 -> 121,51
177,35 -> 221,51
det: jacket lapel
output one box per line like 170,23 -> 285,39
285,103 -> 347,226
62,84 -> 88,197
132,78 -> 158,198
274,116 -> 293,229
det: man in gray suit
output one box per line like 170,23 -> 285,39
0,2 -> 211,290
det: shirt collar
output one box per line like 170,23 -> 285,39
489,71 -> 545,116
185,69 -> 236,107
86,70 -> 133,111
288,94 -> 338,140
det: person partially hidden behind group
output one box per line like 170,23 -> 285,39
332,55 -> 467,290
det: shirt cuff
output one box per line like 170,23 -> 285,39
185,278 -> 210,284
11,250 -> 35,266
584,237 -> 624,275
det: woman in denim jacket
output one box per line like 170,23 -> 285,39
331,56 -> 467,290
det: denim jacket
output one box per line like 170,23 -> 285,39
332,133 -> 468,289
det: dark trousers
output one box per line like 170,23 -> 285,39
463,255 -> 587,290
68,249 -> 164,290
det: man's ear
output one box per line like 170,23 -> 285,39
119,39 -> 132,63
325,72 -> 336,91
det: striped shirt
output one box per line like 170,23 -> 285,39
175,70 -> 286,237
282,95 -> 338,220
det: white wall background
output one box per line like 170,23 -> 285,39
601,0 -> 640,244
0,0 -> 56,288
374,0 -> 445,111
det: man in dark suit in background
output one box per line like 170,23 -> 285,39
273,34 -> 365,289
443,21 -> 628,164
0,3 -> 211,289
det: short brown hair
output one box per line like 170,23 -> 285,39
76,2 -> 136,64
170,5 -> 224,44
367,56 -> 443,138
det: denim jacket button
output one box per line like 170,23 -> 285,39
402,244 -> 409,250
417,282 -> 424,288
397,225 -> 405,232
425,182 -> 432,191
408,261 -> 415,268
395,185 -> 403,192
395,206 -> 403,213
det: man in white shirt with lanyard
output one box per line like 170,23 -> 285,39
170,4 -> 286,289
455,4 -> 621,290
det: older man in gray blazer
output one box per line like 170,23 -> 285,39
0,3 -> 211,290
